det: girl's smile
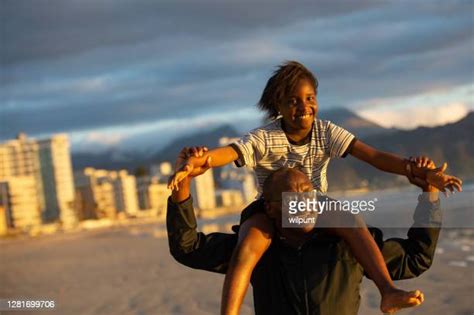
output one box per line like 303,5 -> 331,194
278,79 -> 318,134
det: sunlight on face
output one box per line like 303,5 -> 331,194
277,79 -> 318,132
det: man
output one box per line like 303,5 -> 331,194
167,148 -> 442,315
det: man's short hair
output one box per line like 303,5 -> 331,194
262,167 -> 304,202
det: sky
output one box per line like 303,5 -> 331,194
1,0 -> 473,153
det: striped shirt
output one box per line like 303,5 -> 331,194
230,118 -> 356,194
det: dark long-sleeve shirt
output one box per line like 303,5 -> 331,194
167,195 -> 441,315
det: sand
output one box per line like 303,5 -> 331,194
1,223 -> 473,315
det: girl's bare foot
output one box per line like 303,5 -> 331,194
380,288 -> 424,314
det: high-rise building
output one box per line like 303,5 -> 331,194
75,168 -> 139,218
75,168 -> 117,219
0,133 -> 78,227
190,168 -> 216,210
218,137 -> 258,204
216,189 -> 244,207
148,182 -> 168,218
0,133 -> 44,208
110,170 -> 139,215
149,161 -> 173,183
0,176 -> 42,231
0,205 -> 7,236
38,134 -> 77,227
137,176 -> 168,217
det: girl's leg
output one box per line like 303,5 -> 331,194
333,225 -> 424,314
221,212 -> 273,315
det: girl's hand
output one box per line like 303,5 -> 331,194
168,147 -> 211,190
167,166 -> 193,191
424,162 -> 463,195
408,157 -> 462,195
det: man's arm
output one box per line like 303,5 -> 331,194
167,149 -> 237,274
167,194 -> 237,274
371,189 -> 442,280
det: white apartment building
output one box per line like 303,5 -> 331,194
38,134 -> 77,227
75,168 -> 117,219
149,161 -> 173,183
0,133 -> 44,207
136,176 -> 168,217
218,137 -> 258,204
75,168 -> 139,218
110,170 -> 139,215
190,168 -> 216,210
216,189 -> 244,207
0,205 -> 7,236
0,176 -> 42,231
0,133 -> 78,228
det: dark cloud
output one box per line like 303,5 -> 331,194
1,0 -> 381,65
1,1 -> 473,146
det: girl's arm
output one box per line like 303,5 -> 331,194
349,140 -> 408,175
168,146 -> 239,190
195,145 -> 239,168
349,140 -> 462,192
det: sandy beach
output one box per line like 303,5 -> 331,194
1,219 -> 473,315
1,185 -> 474,315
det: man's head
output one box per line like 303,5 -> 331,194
258,61 -> 319,131
262,167 -> 315,233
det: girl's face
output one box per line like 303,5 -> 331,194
277,79 -> 318,132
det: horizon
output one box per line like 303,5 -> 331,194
3,107 -> 472,155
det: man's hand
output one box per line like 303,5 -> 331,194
407,157 -> 436,191
168,146 -> 212,191
407,157 -> 440,202
170,147 -> 212,202
409,156 -> 435,169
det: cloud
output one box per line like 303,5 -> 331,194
357,84 -> 473,129
69,107 -> 263,153
1,1 -> 473,151
1,0 -> 381,66
359,102 -> 470,130
82,131 -> 125,147
74,77 -> 108,93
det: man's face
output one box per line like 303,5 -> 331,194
265,169 -> 315,234
277,79 -> 318,132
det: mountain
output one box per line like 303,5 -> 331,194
147,125 -> 240,164
71,108 -> 387,170
72,125 -> 240,171
318,107 -> 394,138
71,109 -> 473,190
327,112 -> 474,190
72,150 -> 140,171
